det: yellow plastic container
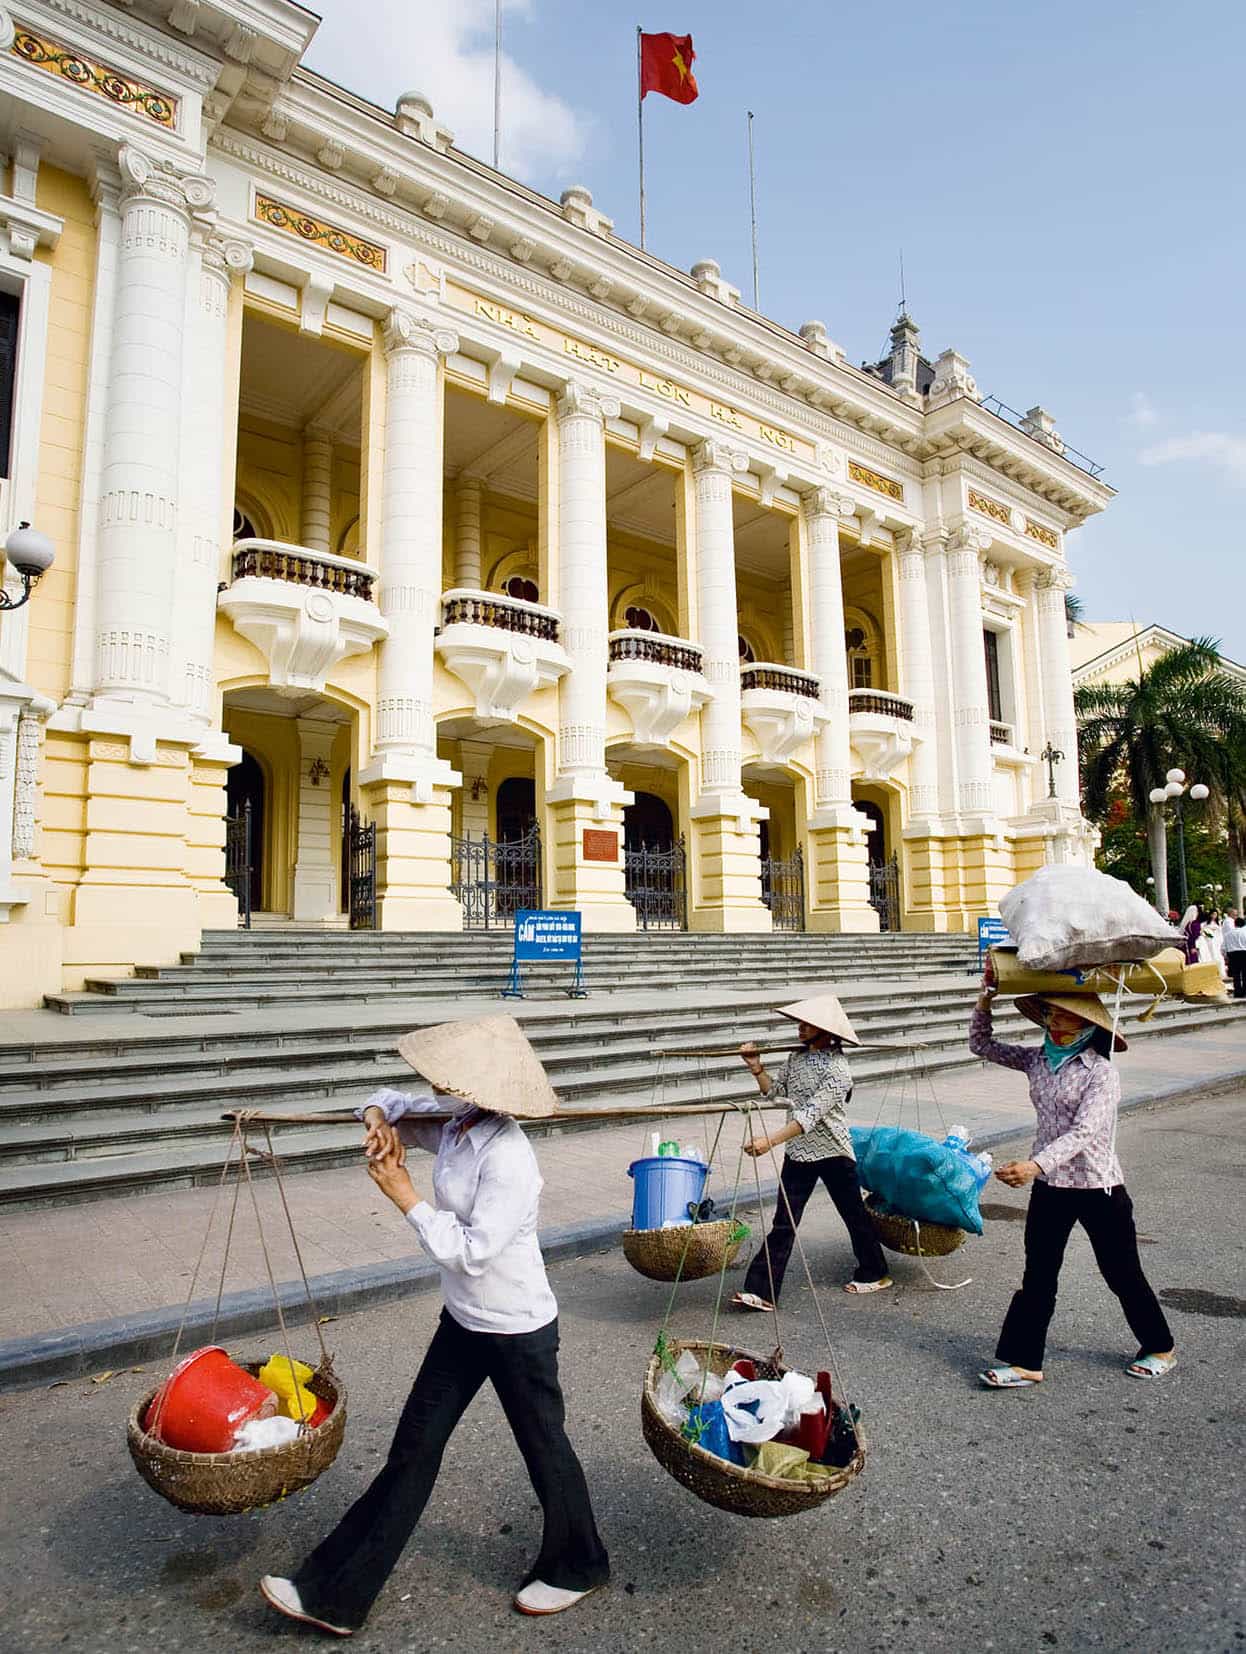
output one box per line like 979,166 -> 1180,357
258,1354 -> 318,1421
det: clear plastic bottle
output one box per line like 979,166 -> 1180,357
943,1126 -> 970,1152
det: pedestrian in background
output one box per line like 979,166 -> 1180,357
1223,914 -> 1246,999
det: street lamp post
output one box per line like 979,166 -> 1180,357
1151,768 -> 1209,916
0,523 -> 55,610
1039,741 -> 1064,800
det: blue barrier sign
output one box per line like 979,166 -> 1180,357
504,910 -> 586,997
978,916 -> 1011,964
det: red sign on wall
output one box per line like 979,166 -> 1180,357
582,829 -> 619,863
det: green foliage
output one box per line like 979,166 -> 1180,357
1096,799 -> 1233,910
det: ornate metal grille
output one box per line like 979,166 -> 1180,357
451,824 -> 542,930
869,854 -> 901,932
761,845 -> 805,932
624,835 -> 687,931
224,800 -> 252,930
348,806 -> 377,930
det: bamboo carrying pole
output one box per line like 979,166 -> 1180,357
221,1099 -> 791,1130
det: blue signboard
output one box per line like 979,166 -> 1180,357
977,916 -> 1011,964
504,910 -> 586,997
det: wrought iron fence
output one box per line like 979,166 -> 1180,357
761,846 -> 805,932
624,836 -> 687,931
224,800 -> 252,929
348,805 -> 377,930
451,823 -> 542,930
869,854 -> 901,932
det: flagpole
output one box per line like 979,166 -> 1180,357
747,109 -> 760,309
637,26 -> 647,250
493,0 -> 502,169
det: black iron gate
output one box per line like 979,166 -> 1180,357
451,824 -> 542,930
348,805 -> 377,930
224,801 -> 252,929
869,854 -> 900,932
761,845 -> 805,932
624,836 -> 687,931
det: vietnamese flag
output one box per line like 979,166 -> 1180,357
639,31 -> 699,104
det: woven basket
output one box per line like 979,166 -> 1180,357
127,1359 -> 346,1516
623,1219 -> 746,1283
866,1200 -> 967,1258
641,1339 -> 864,1519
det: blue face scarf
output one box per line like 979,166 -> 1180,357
1043,1024 -> 1096,1072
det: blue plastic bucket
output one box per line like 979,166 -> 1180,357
627,1156 -> 708,1230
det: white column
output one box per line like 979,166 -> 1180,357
455,475 -> 483,589
173,228 -> 251,732
550,382 -> 619,790
945,526 -> 995,819
91,145 -> 210,717
301,427 -> 334,555
361,306 -> 459,796
291,719 -> 338,921
1034,564 -> 1081,806
691,439 -> 750,805
803,489 -> 853,809
894,531 -> 940,822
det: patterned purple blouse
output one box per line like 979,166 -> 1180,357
969,1004 -> 1123,1191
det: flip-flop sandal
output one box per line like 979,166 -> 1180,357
979,1365 -> 1042,1389
1126,1353 -> 1176,1379
843,1277 -> 893,1295
730,1291 -> 774,1313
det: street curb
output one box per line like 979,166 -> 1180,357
4,1064 -> 1243,1393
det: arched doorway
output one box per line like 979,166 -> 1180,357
855,800 -> 885,869
497,777 -> 536,843
226,750 -> 265,915
854,797 -> 898,931
624,790 -> 674,851
623,791 -> 684,929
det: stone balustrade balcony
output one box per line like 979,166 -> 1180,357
989,719 -> 1015,747
218,538 -> 388,695
436,587 -> 569,724
848,686 -> 918,780
739,661 -> 827,765
607,628 -> 711,747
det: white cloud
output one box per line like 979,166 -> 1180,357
1128,391 -> 1158,427
304,0 -> 588,183
1138,431 -> 1246,484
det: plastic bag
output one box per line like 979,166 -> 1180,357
851,1125 -> 984,1234
998,866 -> 1180,972
654,1349 -> 723,1426
683,1401 -> 744,1464
232,1414 -> 301,1453
720,1369 -> 818,1444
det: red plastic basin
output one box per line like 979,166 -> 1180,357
143,1346 -> 275,1454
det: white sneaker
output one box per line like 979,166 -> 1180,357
259,1575 -> 354,1637
513,1580 -> 602,1616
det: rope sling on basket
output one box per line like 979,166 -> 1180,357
640,1096 -> 865,1518
127,1116 -> 346,1516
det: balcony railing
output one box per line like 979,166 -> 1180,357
231,539 -> 376,602
989,720 -> 1014,746
608,629 -> 704,674
741,663 -> 821,700
441,588 -> 560,643
849,690 -> 914,721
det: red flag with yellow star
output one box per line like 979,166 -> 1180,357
639,31 -> 698,104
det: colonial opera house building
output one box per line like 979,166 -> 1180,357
0,0 -> 1112,1006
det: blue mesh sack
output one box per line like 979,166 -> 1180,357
850,1126 -> 987,1235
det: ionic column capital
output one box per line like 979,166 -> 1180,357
382,304 -> 459,359
117,143 -> 211,216
555,380 -> 620,425
200,230 -> 253,283
803,486 -> 856,524
691,438 -> 748,478
1035,563 -> 1075,593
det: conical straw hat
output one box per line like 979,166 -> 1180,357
775,994 -> 861,1046
1015,992 -> 1127,1053
397,1015 -> 560,1118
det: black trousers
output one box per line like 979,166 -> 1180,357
743,1153 -> 888,1301
1228,953 -> 1246,998
292,1310 -> 608,1629
996,1180 -> 1173,1372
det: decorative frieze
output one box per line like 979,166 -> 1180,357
1025,518 -> 1059,549
255,194 -> 387,272
968,487 -> 1012,527
10,27 -> 178,127
847,460 -> 903,503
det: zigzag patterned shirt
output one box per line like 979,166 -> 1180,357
771,1046 -> 855,1163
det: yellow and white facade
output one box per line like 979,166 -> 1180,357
0,0 -> 1113,1006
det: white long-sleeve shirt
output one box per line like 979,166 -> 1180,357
361,1088 -> 557,1335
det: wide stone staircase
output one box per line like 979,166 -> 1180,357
1,929 -> 1240,1211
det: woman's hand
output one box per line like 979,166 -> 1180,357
976,958 -> 997,1011
367,1140 -> 419,1213
361,1106 -> 399,1163
738,1041 -> 763,1075
743,1135 -> 770,1159
995,1159 -> 1041,1188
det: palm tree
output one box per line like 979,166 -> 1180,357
1076,638 -> 1246,912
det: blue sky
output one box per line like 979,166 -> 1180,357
305,0 -> 1246,660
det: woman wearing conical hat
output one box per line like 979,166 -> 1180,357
260,1015 -> 608,1637
972,967 -> 1175,1389
730,992 -> 891,1313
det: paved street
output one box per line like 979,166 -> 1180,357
0,1088 -> 1242,1652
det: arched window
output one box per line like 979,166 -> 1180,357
738,634 -> 758,664
503,575 -> 539,604
844,612 -> 879,690
624,604 -> 661,633
233,506 -> 258,543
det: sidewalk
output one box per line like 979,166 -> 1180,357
1,1014 -> 1242,1387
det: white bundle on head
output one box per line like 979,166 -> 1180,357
999,866 -> 1182,972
